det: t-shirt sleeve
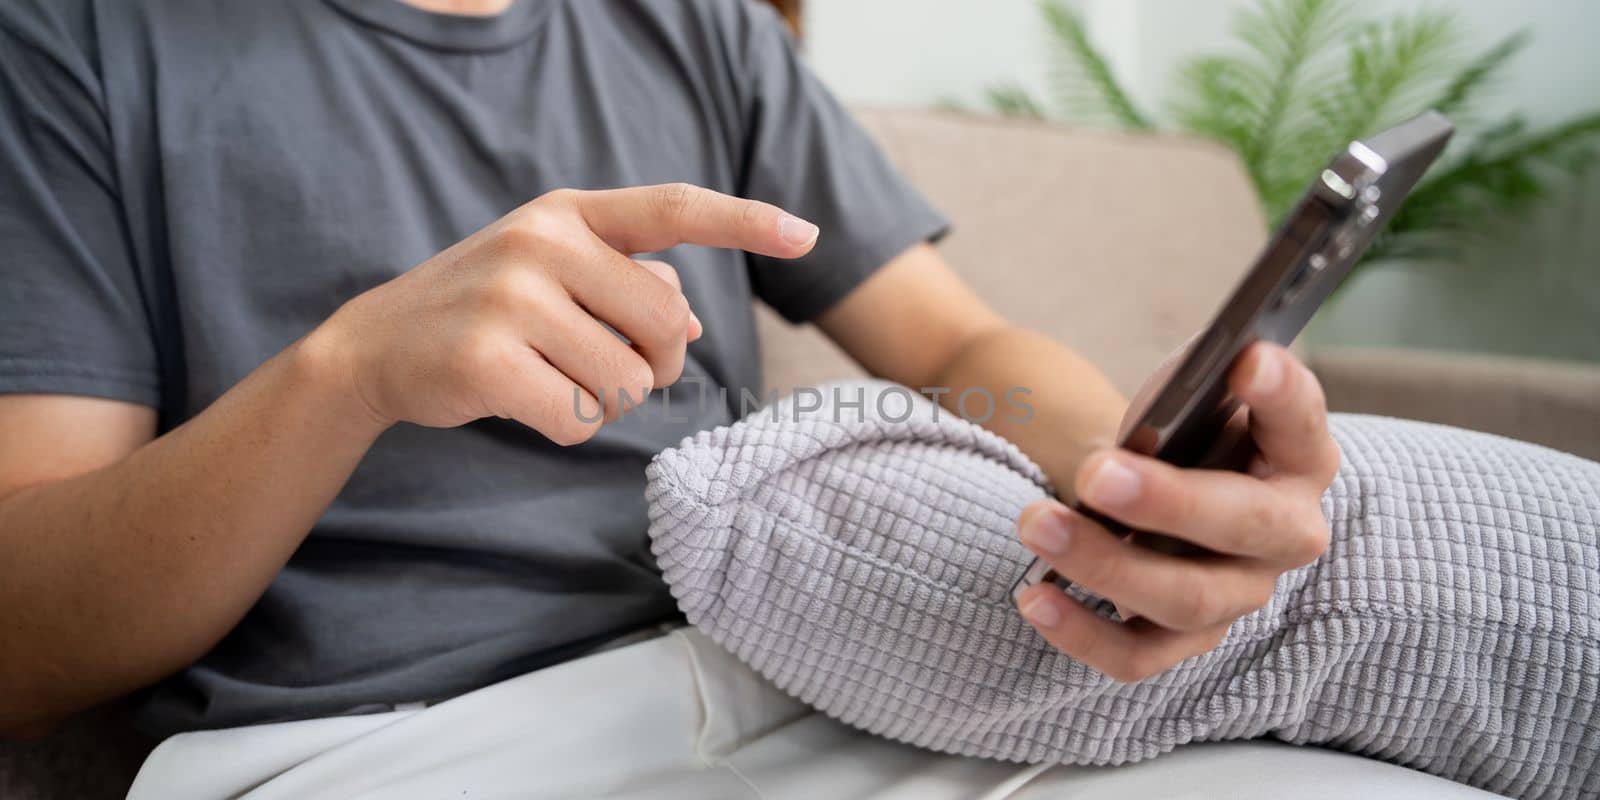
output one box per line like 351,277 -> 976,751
0,2 -> 161,406
729,4 -> 949,323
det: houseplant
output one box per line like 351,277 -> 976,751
977,0 -> 1600,268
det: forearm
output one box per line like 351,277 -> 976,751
0,332 -> 386,733
814,246 -> 1127,492
931,324 -> 1127,499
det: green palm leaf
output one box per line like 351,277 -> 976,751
1427,31 -> 1529,121
1317,12 -> 1461,143
1037,0 -> 1152,131
1172,0 -> 1357,222
981,83 -> 1048,119
1231,0 -> 1353,178
1369,113 -> 1600,261
1172,56 -> 1266,157
1243,10 -> 1459,224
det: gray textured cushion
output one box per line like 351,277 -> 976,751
646,380 -> 1600,799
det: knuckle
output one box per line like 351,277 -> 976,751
1247,582 -> 1276,614
1078,547 -> 1125,593
545,428 -> 583,447
654,182 -> 698,222
1182,576 -> 1225,629
618,358 -> 655,397
1243,494 -> 1276,531
1297,366 -> 1330,427
1161,472 -> 1198,527
739,197 -> 767,231
1070,629 -> 1115,675
1116,652 -> 1165,683
546,416 -> 602,447
591,360 -> 652,423
1300,363 -> 1328,407
1309,388 -> 1330,424
537,387 -> 603,446
492,219 -> 538,253
1072,454 -> 1103,502
1206,627 -> 1230,653
645,260 -> 683,291
1300,409 -> 1326,443
535,187 -> 580,208
1102,662 -> 1139,683
513,207 -> 570,248
482,268 -> 538,311
659,290 -> 692,329
1293,517 -> 1332,564
1241,497 -> 1287,550
459,331 -> 509,385
653,358 -> 685,389
640,289 -> 692,343
1320,440 -> 1344,484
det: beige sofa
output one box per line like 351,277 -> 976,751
762,109 -> 1600,463
5,108 -> 1595,799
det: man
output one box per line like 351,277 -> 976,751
0,0 -> 1334,753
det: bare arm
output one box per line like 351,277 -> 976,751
821,243 -> 1336,681
0,347 -> 384,738
0,184 -> 817,737
817,243 -> 1128,498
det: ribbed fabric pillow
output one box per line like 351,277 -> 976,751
646,381 -> 1599,799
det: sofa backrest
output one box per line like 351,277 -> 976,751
757,108 -> 1267,396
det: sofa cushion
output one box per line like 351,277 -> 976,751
1311,347 -> 1600,462
758,109 -> 1267,396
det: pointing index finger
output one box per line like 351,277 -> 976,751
571,183 -> 819,258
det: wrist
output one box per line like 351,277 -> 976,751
289,321 -> 394,442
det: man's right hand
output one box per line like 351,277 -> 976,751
0,184 -> 818,737
309,183 -> 820,444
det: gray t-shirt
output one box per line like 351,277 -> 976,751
0,0 -> 945,734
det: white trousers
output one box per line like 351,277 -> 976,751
127,628 -> 1494,799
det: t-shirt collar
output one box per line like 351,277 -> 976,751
325,0 -> 552,52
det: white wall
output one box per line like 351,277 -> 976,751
803,1 -> 1051,112
802,0 -> 1600,361
804,0 -> 1600,127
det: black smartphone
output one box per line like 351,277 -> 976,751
1011,110 -> 1454,602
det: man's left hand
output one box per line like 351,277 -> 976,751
1013,342 -> 1340,681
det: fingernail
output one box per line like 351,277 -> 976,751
687,311 -> 703,342
1084,456 -> 1141,508
778,214 -> 819,246
1021,596 -> 1062,628
1021,505 -> 1073,556
1251,348 -> 1284,396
